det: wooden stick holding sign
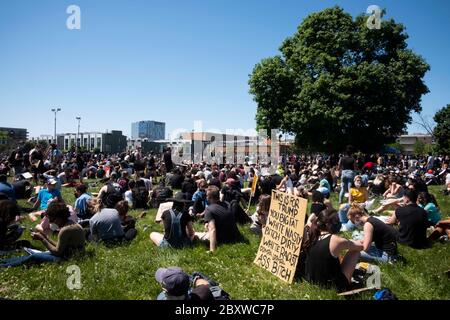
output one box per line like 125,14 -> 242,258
246,174 -> 259,213
254,190 -> 308,284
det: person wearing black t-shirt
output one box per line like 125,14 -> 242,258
348,205 -> 399,263
181,174 -> 196,198
163,148 -> 174,173
207,171 -> 222,190
338,146 -> 357,204
169,169 -> 184,190
387,190 -> 429,249
259,175 -> 277,196
195,186 -> 242,252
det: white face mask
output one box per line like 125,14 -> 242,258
49,223 -> 60,232
355,182 -> 362,188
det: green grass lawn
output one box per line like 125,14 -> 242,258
1,183 -> 449,300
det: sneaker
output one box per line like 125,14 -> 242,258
138,211 -> 147,219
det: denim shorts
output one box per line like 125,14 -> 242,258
159,239 -> 171,248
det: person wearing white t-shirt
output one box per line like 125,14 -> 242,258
446,172 -> 450,191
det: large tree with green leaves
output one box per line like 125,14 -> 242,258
433,104 -> 450,155
249,6 -> 430,153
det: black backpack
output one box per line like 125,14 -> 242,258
102,183 -> 123,209
132,186 -> 149,209
191,272 -> 231,300
152,187 -> 173,208
229,199 -> 252,225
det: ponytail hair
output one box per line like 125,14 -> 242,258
303,208 -> 338,252
88,198 -> 103,214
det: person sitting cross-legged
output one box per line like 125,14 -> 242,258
385,190 -> 429,249
195,186 -> 243,253
150,192 -> 195,249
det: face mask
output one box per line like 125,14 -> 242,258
355,182 -> 362,188
330,222 -> 342,234
50,223 -> 60,232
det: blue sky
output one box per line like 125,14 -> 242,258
0,0 -> 449,138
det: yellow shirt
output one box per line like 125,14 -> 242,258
350,187 -> 368,203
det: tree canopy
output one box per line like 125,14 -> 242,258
249,6 -> 430,153
433,104 -> 450,155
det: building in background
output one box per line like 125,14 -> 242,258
179,131 -> 274,165
127,139 -> 168,154
30,135 -> 54,145
397,134 -> 433,155
0,127 -> 28,146
131,121 -> 165,141
57,130 -> 127,154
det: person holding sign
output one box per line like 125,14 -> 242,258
303,208 -> 363,292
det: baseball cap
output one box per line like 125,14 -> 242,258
195,171 -> 205,178
155,267 -> 190,297
47,178 -> 58,185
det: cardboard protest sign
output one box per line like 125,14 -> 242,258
254,190 -> 308,284
251,174 -> 259,197
155,202 -> 174,223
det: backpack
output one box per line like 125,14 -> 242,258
374,288 -> 398,301
191,272 -> 231,300
132,186 -> 149,209
230,199 -> 252,225
156,187 -> 173,203
102,183 -> 123,209
166,209 -> 190,249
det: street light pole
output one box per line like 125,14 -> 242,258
191,129 -> 194,164
76,117 -> 81,153
51,108 -> 61,144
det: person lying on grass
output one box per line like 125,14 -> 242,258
428,219 -> 450,243
347,205 -> 400,264
303,208 -> 364,293
0,201 -> 85,268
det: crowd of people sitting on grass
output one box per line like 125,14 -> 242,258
0,142 -> 449,297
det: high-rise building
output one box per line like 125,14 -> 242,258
131,121 -> 165,141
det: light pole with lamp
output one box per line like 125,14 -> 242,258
51,108 -> 61,144
76,116 -> 81,152
191,129 -> 194,164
